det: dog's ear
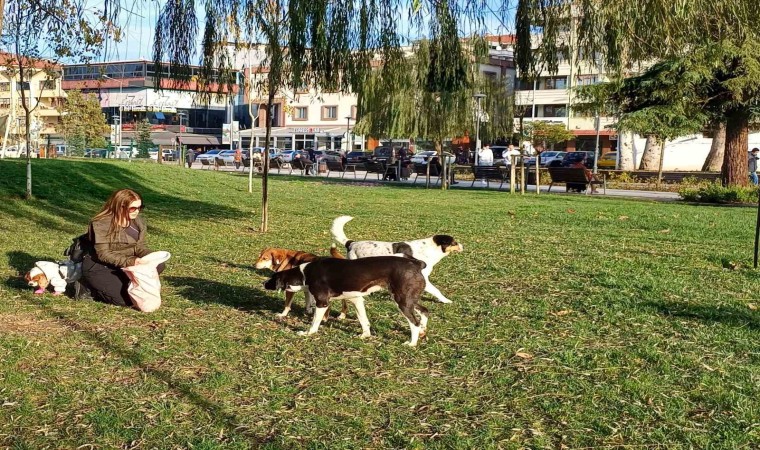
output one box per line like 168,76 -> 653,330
24,272 -> 32,282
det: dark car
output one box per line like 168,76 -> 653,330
346,151 -> 372,164
373,147 -> 393,159
561,151 -> 596,168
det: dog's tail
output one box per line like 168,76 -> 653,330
329,244 -> 347,259
331,215 -> 354,246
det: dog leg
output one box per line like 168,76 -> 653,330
398,303 -> 422,346
298,306 -> 328,336
424,274 -> 452,304
304,290 -> 316,315
338,299 -> 348,320
416,304 -> 429,339
277,291 -> 295,318
349,296 -> 371,338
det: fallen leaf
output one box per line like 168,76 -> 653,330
619,215 -> 629,220
748,303 -> 757,311
550,310 -> 573,317
507,210 -> 515,216
567,209 -> 576,214
515,352 -> 533,359
658,229 -> 671,234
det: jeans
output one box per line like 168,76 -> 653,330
751,172 -> 758,185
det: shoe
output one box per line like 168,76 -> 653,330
74,281 -> 93,301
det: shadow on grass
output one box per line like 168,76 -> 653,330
38,304 -> 269,445
0,159 -> 248,234
642,300 -> 759,331
165,275 -> 284,315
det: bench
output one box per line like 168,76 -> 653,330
548,167 -> 606,194
214,157 -> 236,170
289,158 -> 315,175
325,159 -> 358,178
471,165 -> 507,189
363,160 -> 386,181
200,159 -> 213,170
412,163 -> 442,186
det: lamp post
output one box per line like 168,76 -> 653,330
178,112 -> 187,167
102,75 -> 123,148
344,115 -> 352,155
111,114 -> 120,158
473,93 -> 485,165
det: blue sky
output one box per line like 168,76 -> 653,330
104,0 -> 515,63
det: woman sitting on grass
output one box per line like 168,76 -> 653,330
77,189 -> 166,307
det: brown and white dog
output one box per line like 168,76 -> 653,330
255,247 -> 347,319
331,216 -> 463,304
263,256 -> 430,346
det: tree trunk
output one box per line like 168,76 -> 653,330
657,140 -> 666,189
639,135 -> 662,170
618,131 -> 635,171
261,90 -> 276,233
702,122 -> 726,172
25,110 -> 31,198
721,113 -> 749,187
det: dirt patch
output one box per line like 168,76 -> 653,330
0,313 -> 67,336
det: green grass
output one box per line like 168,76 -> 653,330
0,158 -> 758,449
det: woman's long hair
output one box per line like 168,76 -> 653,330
92,189 -> 142,238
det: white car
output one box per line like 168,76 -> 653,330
409,151 -> 454,165
216,150 -> 239,163
195,149 -> 224,163
540,151 -> 565,166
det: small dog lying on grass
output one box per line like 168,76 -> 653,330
24,260 -> 81,296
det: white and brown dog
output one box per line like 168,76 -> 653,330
25,260 -> 81,295
263,256 -> 429,346
331,216 -> 462,304
255,247 -> 347,319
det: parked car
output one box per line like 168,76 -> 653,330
346,151 -> 372,164
410,150 -> 455,165
84,148 -> 108,158
216,150 -> 239,164
277,150 -> 297,162
313,150 -> 342,162
373,146 -> 393,159
561,151 -> 596,168
248,147 -> 279,161
540,151 -> 565,166
597,151 -> 617,169
195,149 -> 224,163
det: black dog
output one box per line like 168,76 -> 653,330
263,256 -> 429,346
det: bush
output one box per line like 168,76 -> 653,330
679,183 -> 759,204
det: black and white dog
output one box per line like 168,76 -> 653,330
263,256 -> 430,346
331,215 -> 462,305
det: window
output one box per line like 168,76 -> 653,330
483,71 -> 497,79
0,82 -> 9,92
17,82 -> 30,91
577,75 -> 599,86
543,104 -> 567,117
293,106 -> 308,121
0,98 -> 10,108
516,78 -> 534,90
321,105 -> 338,120
544,77 -> 567,90
39,80 -> 56,91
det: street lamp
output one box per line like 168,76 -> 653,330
345,115 -> 352,154
177,112 -> 187,167
111,114 -> 120,158
102,75 -> 123,147
473,93 -> 485,165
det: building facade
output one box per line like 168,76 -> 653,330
62,61 -> 240,149
0,54 -> 66,157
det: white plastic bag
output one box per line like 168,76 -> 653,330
122,251 -> 171,312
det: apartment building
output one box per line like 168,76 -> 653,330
0,54 -> 66,157
507,32 -> 617,154
235,41 -> 515,152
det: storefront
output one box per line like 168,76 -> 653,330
241,126 -> 365,151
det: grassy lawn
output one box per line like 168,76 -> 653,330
0,158 -> 758,449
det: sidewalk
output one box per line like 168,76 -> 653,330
189,164 -> 681,201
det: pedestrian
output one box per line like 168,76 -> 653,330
76,188 -> 167,308
234,147 -> 242,169
478,144 -> 494,166
749,148 -> 759,185
186,148 -> 195,168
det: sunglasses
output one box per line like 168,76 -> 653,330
128,205 -> 144,213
